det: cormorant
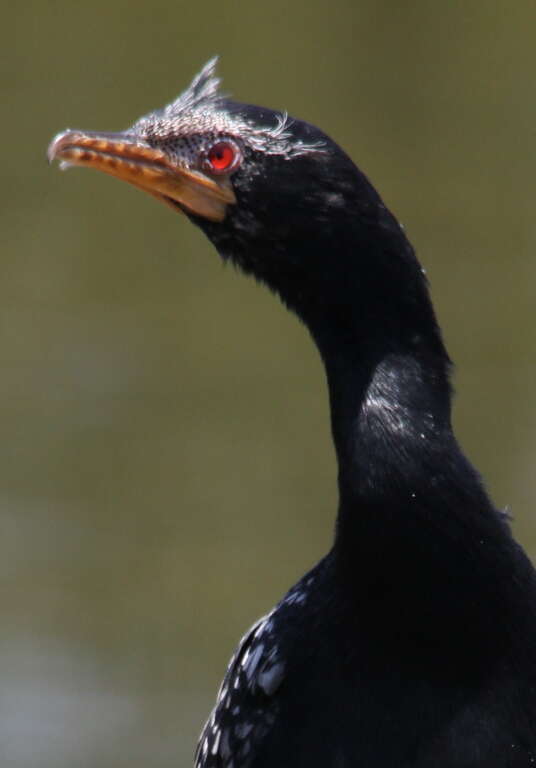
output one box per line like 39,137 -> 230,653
48,59 -> 536,767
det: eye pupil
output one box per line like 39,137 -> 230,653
207,141 -> 237,172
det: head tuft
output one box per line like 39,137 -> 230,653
162,56 -> 225,118
131,58 -> 325,159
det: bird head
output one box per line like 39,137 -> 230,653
48,58 -> 434,349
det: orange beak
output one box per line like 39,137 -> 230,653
47,130 -> 236,222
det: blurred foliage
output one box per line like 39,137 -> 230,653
2,1 -> 536,766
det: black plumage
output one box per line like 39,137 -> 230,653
49,60 -> 536,767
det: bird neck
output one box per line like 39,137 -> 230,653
295,222 -> 454,514
319,324 -> 453,509
298,231 -> 526,654
315,319 -> 519,655
289,219 -> 497,585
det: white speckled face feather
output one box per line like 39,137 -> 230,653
131,58 -> 325,165
47,57 -> 330,226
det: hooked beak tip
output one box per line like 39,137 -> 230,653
47,130 -> 72,165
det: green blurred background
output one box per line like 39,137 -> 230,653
2,2 -> 536,766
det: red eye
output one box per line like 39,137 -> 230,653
205,140 -> 240,174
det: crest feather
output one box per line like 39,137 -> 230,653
165,57 -> 224,117
132,58 -> 325,159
